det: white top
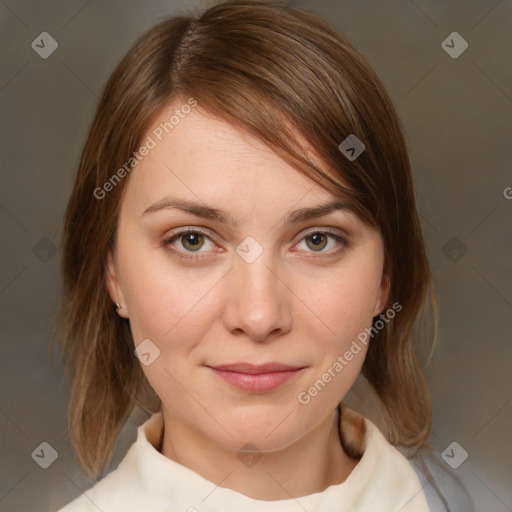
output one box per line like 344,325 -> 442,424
53,405 -> 441,512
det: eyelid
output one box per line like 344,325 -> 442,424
162,226 -> 219,250
299,226 -> 349,240
163,224 -> 349,241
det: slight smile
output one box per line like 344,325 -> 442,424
205,362 -> 306,392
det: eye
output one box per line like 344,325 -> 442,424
162,228 -> 218,261
162,227 -> 349,262
292,229 -> 349,258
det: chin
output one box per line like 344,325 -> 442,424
214,408 -> 302,447
219,429 -> 300,455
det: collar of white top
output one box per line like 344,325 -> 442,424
118,404 -> 431,512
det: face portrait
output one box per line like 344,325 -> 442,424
105,99 -> 389,484
0,0 -> 498,502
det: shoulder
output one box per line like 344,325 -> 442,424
407,449 -> 475,512
52,411 -> 163,512
341,405 -> 431,511
51,449 -> 139,512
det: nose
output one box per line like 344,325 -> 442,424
220,247 -> 293,343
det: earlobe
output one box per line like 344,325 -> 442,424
105,251 -> 128,318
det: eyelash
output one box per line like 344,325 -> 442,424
162,227 -> 350,262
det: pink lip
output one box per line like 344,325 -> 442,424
206,362 -> 305,392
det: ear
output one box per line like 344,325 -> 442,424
105,250 -> 129,318
372,273 -> 390,317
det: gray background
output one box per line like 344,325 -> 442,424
0,0 -> 511,511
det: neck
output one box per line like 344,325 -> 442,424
160,405 -> 359,500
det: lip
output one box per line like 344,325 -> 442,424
206,362 -> 305,392
208,362 -> 303,373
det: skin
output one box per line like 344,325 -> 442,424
106,100 -> 389,500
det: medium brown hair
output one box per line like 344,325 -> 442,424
53,0 -> 444,502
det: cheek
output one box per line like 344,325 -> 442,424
292,264 -> 380,411
120,247 -> 222,345
121,261 -> 223,396
297,261 -> 383,348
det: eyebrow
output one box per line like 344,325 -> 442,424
141,197 -> 354,226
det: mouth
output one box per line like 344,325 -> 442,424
205,362 -> 306,392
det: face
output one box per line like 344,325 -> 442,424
106,100 -> 389,453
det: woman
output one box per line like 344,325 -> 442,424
53,1 -> 473,510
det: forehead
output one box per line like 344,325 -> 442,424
119,102 -> 347,218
